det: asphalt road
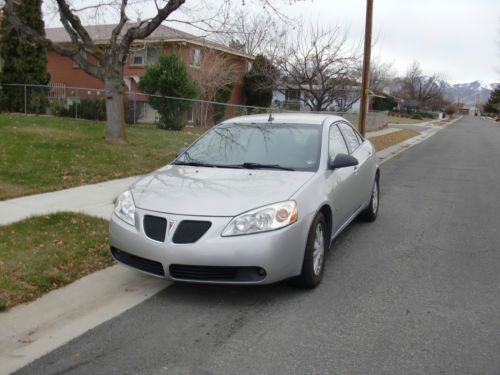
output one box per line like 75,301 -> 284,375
16,116 -> 500,375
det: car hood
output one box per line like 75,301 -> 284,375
131,165 -> 315,217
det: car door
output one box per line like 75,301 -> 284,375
326,123 -> 359,235
337,121 -> 372,210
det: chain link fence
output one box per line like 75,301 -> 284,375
0,83 -> 388,131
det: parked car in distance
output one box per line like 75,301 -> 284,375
109,113 -> 380,288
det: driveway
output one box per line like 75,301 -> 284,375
13,116 -> 500,375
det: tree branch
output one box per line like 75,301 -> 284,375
110,0 -> 129,47
120,0 -> 185,53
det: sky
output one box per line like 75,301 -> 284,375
276,0 -> 500,84
43,0 -> 500,84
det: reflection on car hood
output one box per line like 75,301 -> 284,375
131,165 -> 315,216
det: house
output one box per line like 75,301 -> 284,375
45,23 -> 254,124
272,84 -> 374,113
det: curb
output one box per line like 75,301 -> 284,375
377,116 -> 461,165
0,266 -> 169,375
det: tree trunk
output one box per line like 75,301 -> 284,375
104,77 -> 126,142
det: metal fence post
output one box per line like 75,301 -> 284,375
133,92 -> 136,125
24,84 -> 27,114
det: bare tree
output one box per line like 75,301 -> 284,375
368,60 -> 394,94
191,48 -> 236,127
213,9 -> 288,58
397,61 -> 446,110
327,59 -> 394,112
2,0 -> 302,142
275,22 -> 360,112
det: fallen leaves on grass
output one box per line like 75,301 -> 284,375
0,213 -> 114,311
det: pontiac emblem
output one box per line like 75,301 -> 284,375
167,219 -> 177,235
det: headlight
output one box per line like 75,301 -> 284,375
222,201 -> 298,236
114,190 -> 136,226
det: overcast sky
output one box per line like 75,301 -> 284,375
44,0 -> 500,84
276,0 -> 500,84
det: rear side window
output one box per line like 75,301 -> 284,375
329,125 -> 349,161
338,122 -> 360,153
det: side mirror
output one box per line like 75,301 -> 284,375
328,153 -> 359,170
176,147 -> 186,157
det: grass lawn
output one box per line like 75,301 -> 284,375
388,116 -> 428,125
370,129 -> 420,151
0,213 -> 113,311
0,114 -> 205,200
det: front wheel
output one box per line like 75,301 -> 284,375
294,212 -> 327,289
360,176 -> 379,222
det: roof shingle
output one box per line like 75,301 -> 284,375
45,23 -> 253,59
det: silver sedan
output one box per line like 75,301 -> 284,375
109,113 -> 379,288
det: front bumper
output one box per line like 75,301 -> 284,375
109,208 -> 312,284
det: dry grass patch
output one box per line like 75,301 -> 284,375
370,129 -> 420,151
0,213 -> 112,311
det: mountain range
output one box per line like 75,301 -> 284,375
443,81 -> 499,105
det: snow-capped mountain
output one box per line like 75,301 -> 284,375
444,81 -> 499,104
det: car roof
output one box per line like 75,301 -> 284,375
220,112 -> 347,126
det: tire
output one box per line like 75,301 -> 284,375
294,212 -> 327,289
360,175 -> 379,222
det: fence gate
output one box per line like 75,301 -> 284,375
48,83 -> 66,100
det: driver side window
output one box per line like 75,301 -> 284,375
329,124 -> 349,162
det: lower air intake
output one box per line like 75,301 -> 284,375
169,264 -> 266,282
111,247 -> 165,277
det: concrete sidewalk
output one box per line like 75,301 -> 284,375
0,175 -> 141,225
365,127 -> 400,138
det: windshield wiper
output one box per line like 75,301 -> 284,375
173,161 -> 294,171
173,161 -> 219,168
239,162 -> 295,171
172,161 -> 243,169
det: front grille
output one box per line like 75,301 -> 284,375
143,215 -> 167,242
172,221 -> 212,244
169,264 -> 266,282
111,247 -> 165,277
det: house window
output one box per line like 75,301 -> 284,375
189,47 -> 201,68
286,89 -> 301,102
130,50 -> 145,66
146,46 -> 160,65
246,61 -> 253,72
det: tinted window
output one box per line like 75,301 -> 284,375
338,122 -> 360,153
329,125 -> 349,161
177,123 -> 322,172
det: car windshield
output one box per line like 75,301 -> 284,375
174,123 -> 322,172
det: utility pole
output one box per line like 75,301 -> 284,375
358,0 -> 374,137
